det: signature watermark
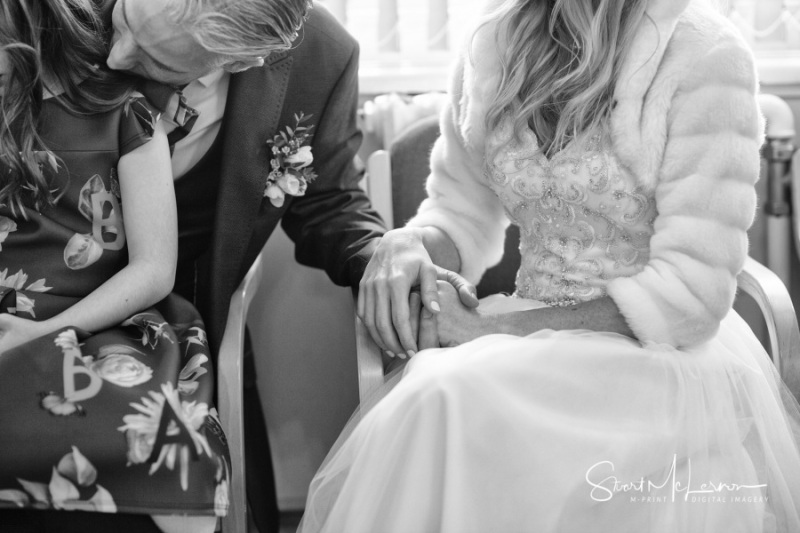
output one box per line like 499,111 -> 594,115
585,455 -> 767,504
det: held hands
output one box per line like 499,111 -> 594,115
429,280 -> 489,347
0,313 -> 49,355
403,281 -> 488,350
358,228 -> 479,357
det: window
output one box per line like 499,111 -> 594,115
728,0 -> 800,50
318,0 -> 800,93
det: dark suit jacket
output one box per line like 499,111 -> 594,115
193,7 -> 385,354
141,6 -> 385,353
97,1 -> 385,352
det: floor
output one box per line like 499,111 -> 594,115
278,512 -> 303,533
247,511 -> 303,533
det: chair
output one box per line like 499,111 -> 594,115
358,113 -> 800,403
217,250 -> 264,533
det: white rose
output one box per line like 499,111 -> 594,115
64,233 -> 103,270
0,216 -> 17,251
276,172 -> 301,196
88,346 -> 152,387
284,145 -> 313,168
264,182 -> 285,207
125,429 -> 155,464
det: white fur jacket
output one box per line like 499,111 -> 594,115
406,0 -> 763,348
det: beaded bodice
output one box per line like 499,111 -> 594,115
484,124 -> 657,306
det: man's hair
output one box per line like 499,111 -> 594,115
165,0 -> 314,61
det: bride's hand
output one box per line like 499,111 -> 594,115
358,228 -> 477,357
435,281 -> 489,347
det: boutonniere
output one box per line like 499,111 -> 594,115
264,113 -> 318,207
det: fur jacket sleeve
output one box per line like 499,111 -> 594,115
406,0 -> 763,348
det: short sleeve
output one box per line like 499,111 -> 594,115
118,95 -> 161,157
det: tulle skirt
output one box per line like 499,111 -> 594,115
299,296 -> 800,533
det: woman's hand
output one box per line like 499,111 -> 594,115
0,314 -> 49,355
358,227 -> 478,357
434,281 -> 492,347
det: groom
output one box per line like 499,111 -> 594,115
105,0 -> 386,532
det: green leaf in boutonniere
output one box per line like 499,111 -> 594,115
264,113 -> 317,207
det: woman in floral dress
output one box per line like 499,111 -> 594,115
0,1 -> 228,532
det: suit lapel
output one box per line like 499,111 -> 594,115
210,52 -> 293,324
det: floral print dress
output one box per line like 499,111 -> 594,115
0,97 -> 229,517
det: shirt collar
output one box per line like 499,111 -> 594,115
194,69 -> 226,89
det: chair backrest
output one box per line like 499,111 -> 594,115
217,251 -> 265,533
386,115 -> 521,297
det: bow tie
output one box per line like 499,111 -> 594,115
137,80 -> 200,150
168,89 -> 200,147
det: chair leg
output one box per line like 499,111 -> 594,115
243,336 -> 280,533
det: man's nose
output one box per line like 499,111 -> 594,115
107,34 -> 137,71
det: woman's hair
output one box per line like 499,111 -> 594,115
0,0 -> 133,214
481,0 -> 648,156
165,0 -> 314,62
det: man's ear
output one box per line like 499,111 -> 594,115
223,57 -> 265,73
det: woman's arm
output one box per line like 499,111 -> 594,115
46,120 -> 176,330
432,282 -> 633,346
432,29 -> 762,349
357,224 -> 473,357
358,45 -> 506,356
606,37 -> 761,348
0,121 -> 176,352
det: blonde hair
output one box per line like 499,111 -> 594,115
481,0 -> 648,156
165,0 -> 313,61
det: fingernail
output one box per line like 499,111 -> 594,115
398,352 -> 407,359
431,301 -> 441,312
407,350 -> 416,357
386,351 -> 395,357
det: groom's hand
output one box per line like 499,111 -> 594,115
362,266 -> 477,357
358,229 -> 478,358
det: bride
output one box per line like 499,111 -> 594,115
300,0 -> 800,531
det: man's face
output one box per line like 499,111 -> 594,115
108,0 -> 222,86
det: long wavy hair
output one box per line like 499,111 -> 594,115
482,0 -> 648,156
0,0 -> 133,214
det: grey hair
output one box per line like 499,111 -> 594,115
165,0 -> 313,61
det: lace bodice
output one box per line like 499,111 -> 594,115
484,124 -> 657,306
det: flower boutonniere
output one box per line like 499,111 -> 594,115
264,113 -> 318,207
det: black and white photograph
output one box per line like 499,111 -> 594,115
0,1 -> 800,532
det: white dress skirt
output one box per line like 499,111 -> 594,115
299,295 -> 800,533
300,124 -> 800,532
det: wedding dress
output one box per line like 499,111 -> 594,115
298,127 -> 800,533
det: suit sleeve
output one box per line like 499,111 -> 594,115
280,43 -> 386,289
607,40 -> 762,348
